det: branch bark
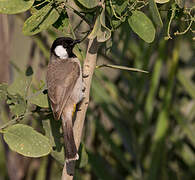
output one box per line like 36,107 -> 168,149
61,38 -> 99,179
0,14 -> 10,83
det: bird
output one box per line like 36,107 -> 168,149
46,37 -> 84,163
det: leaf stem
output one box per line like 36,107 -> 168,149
0,112 -> 32,131
165,5 -> 176,40
109,0 -> 122,20
0,115 -> 23,131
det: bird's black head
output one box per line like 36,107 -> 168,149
51,37 -> 80,59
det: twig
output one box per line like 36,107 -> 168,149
0,115 -> 24,131
96,64 -> 149,73
61,1 -> 99,178
165,5 -> 176,40
61,39 -> 99,179
64,4 -> 91,26
136,1 -> 149,10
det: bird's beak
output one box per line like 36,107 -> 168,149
71,39 -> 81,46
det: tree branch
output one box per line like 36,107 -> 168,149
61,38 -> 99,179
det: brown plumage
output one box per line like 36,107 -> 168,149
47,60 -> 80,120
46,37 -> 84,162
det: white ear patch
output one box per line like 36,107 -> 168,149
54,45 -> 68,59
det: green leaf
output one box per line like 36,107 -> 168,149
53,11 -> 69,32
175,0 -> 184,8
128,11 -> 155,43
148,0 -> 163,27
177,71 -> 195,99
97,7 -> 111,42
95,119 -> 132,172
76,0 -> 99,9
112,19 -> 123,29
106,38 -> 113,54
0,0 -> 34,14
78,143 -> 88,168
7,94 -> 26,116
7,73 -> 32,98
0,83 -> 8,101
42,118 -> 64,165
113,0 -> 128,16
3,124 -> 52,157
155,0 -> 170,3
145,49 -> 163,120
173,110 -> 195,146
29,90 -> 49,108
105,1 -> 113,18
88,152 -> 115,179
23,4 -> 59,36
88,15 -> 101,39
91,78 -> 113,103
180,144 -> 195,166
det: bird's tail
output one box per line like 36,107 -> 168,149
61,109 -> 79,163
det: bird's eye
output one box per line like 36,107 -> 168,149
63,44 -> 67,48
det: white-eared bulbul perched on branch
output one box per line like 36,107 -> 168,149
46,37 -> 84,162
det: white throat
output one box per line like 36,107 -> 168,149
54,45 -> 68,59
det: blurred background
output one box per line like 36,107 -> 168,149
0,2 -> 195,179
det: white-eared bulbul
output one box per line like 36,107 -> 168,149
46,37 -> 84,162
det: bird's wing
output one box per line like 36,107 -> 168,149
46,59 -> 80,120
